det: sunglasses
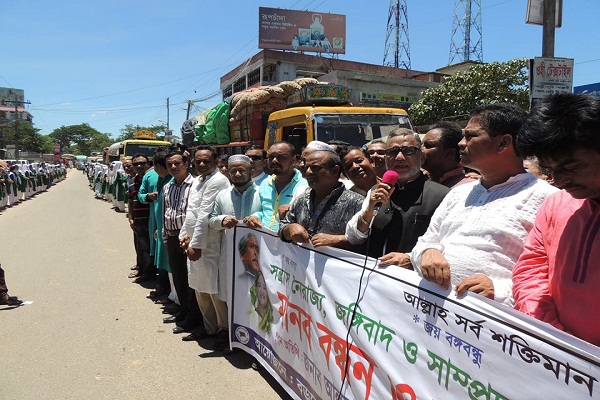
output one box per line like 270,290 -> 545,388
384,146 -> 421,158
247,155 -> 264,161
133,162 -> 147,167
367,149 -> 386,156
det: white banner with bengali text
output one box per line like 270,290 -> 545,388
227,226 -> 600,400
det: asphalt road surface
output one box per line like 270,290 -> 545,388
0,170 -> 291,400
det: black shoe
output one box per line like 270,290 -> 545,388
181,333 -> 197,341
174,317 -> 201,332
173,325 -> 190,334
133,274 -> 155,284
162,306 -> 180,315
182,327 -> 209,341
0,297 -> 23,306
163,313 -> 184,324
214,330 -> 230,351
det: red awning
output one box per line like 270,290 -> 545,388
0,106 -> 30,113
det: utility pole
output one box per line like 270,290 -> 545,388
542,0 -> 556,57
186,100 -> 192,121
4,92 -> 31,159
166,97 -> 170,134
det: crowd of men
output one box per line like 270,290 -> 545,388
90,93 -> 600,353
0,161 -> 67,212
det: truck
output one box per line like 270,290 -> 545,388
189,80 -> 413,155
105,130 -> 171,164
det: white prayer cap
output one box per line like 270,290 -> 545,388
228,154 -> 251,166
306,141 -> 335,152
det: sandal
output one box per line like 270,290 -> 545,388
128,271 -> 141,278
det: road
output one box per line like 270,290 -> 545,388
0,170 -> 290,400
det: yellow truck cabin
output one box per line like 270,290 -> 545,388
264,106 -> 413,151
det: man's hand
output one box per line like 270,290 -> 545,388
244,215 -> 263,229
128,218 -> 135,230
282,223 -> 310,243
179,235 -> 190,251
378,252 -> 412,269
186,247 -> 202,261
311,233 -> 344,248
455,274 -> 495,299
146,192 -> 158,201
420,249 -> 451,289
222,216 -> 238,229
278,204 -> 290,221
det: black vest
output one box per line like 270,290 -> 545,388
368,173 -> 450,258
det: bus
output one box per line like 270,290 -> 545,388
105,130 -> 171,164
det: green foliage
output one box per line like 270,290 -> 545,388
408,58 -> 530,127
48,123 -> 112,155
0,122 -> 53,153
116,124 -> 167,142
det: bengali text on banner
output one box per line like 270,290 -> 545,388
226,226 -> 600,400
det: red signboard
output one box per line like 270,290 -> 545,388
258,7 -> 346,54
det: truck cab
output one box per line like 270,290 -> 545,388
264,106 -> 413,151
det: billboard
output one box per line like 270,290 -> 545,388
259,7 -> 346,54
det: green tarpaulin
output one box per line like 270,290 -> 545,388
194,101 -> 231,144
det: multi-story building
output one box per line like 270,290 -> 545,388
0,88 -> 33,159
220,49 -> 445,110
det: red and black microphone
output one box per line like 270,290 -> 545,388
374,170 -> 399,214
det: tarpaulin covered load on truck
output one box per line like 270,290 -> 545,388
194,101 -> 231,144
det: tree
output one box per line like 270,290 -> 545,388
48,123 -> 112,155
71,130 -> 113,155
0,122 -> 53,154
116,124 -> 167,142
408,58 -> 530,127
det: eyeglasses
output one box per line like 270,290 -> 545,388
133,162 -> 147,167
229,168 -> 250,175
384,146 -> 421,158
247,155 -> 264,161
367,149 -> 386,156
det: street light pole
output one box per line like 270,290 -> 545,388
542,0 -> 556,57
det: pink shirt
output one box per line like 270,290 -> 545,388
513,190 -> 600,346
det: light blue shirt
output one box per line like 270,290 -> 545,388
252,169 -> 308,231
208,183 -> 262,230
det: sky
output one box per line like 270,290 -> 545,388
2,0 -> 599,139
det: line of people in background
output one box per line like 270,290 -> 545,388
85,160 -> 129,212
0,161 -> 66,212
87,93 -> 600,352
1,161 -> 67,306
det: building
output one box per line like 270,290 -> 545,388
0,88 -> 33,159
219,49 -> 443,110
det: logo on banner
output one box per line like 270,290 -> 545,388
235,326 -> 250,345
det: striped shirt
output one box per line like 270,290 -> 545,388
162,174 -> 196,238
128,174 -> 150,222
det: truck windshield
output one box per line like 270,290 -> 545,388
314,114 -> 412,147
